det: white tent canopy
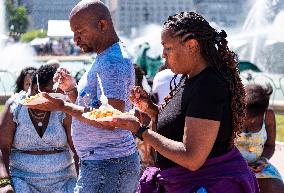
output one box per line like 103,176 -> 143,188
0,33 -> 8,41
47,20 -> 73,37
30,37 -> 50,46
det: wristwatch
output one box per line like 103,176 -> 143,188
135,125 -> 149,141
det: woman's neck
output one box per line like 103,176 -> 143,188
245,116 -> 265,132
187,56 -> 208,78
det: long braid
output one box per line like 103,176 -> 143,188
160,74 -> 187,110
163,12 -> 246,144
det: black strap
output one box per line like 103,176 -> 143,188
135,125 -> 149,141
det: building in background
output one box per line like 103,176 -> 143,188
193,0 -> 248,28
16,0 -> 106,30
105,0 -> 251,36
106,0 -> 195,36
26,0 -> 80,29
14,0 -> 284,36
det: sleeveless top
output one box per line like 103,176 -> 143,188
10,93 -> 69,152
235,116 -> 283,180
235,118 -> 267,163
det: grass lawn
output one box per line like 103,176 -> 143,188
276,114 -> 284,142
0,105 -> 283,142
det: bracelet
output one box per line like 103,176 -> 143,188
0,178 -> 11,188
135,125 -> 149,141
64,86 -> 77,95
259,156 -> 268,163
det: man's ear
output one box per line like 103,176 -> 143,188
98,19 -> 108,32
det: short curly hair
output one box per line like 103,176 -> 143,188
245,84 -> 273,116
31,65 -> 57,89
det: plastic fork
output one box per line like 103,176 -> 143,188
96,73 -> 108,106
36,74 -> 41,93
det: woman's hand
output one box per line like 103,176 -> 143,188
98,117 -> 141,134
53,68 -> 77,92
0,184 -> 14,193
130,86 -> 158,118
249,159 -> 267,173
27,92 -> 65,112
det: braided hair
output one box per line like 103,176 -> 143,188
162,12 -> 246,144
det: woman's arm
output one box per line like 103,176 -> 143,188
261,109 -> 276,160
0,150 -> 9,179
0,150 -> 14,193
63,114 -> 79,175
141,117 -> 220,171
0,102 -> 17,175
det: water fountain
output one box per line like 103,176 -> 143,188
0,0 -> 6,49
230,0 -> 284,71
120,24 -> 164,80
0,0 -> 37,96
229,0 -> 284,110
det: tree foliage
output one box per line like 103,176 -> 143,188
5,0 -> 29,34
20,29 -> 47,43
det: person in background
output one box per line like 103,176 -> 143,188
101,12 -> 259,193
235,84 -> 284,193
14,67 -> 37,93
152,68 -> 181,105
0,65 -> 78,193
46,59 -> 60,69
134,64 -> 155,174
4,66 -> 37,108
27,1 -> 140,192
134,64 -> 151,96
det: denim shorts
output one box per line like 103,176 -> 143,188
74,152 -> 140,193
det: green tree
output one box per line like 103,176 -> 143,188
5,0 -> 29,35
20,29 -> 47,43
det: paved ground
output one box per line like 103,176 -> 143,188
270,142 -> 284,178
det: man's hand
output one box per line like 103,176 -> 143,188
98,117 -> 141,134
27,92 -> 65,112
54,68 -> 77,92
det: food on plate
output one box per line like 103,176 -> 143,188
83,106 -> 137,121
87,108 -> 122,119
22,93 -> 42,105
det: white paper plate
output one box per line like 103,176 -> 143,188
20,93 -> 67,105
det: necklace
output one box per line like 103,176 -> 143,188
28,109 -> 47,127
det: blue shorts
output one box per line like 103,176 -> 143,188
74,152 -> 140,193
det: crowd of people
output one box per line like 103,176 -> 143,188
32,38 -> 82,56
0,0 -> 283,193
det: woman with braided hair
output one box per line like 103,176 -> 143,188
100,12 -> 259,193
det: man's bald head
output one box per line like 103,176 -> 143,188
70,0 -> 112,22
69,0 -> 119,54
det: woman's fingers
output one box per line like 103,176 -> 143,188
130,86 -> 152,109
53,68 -> 76,91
